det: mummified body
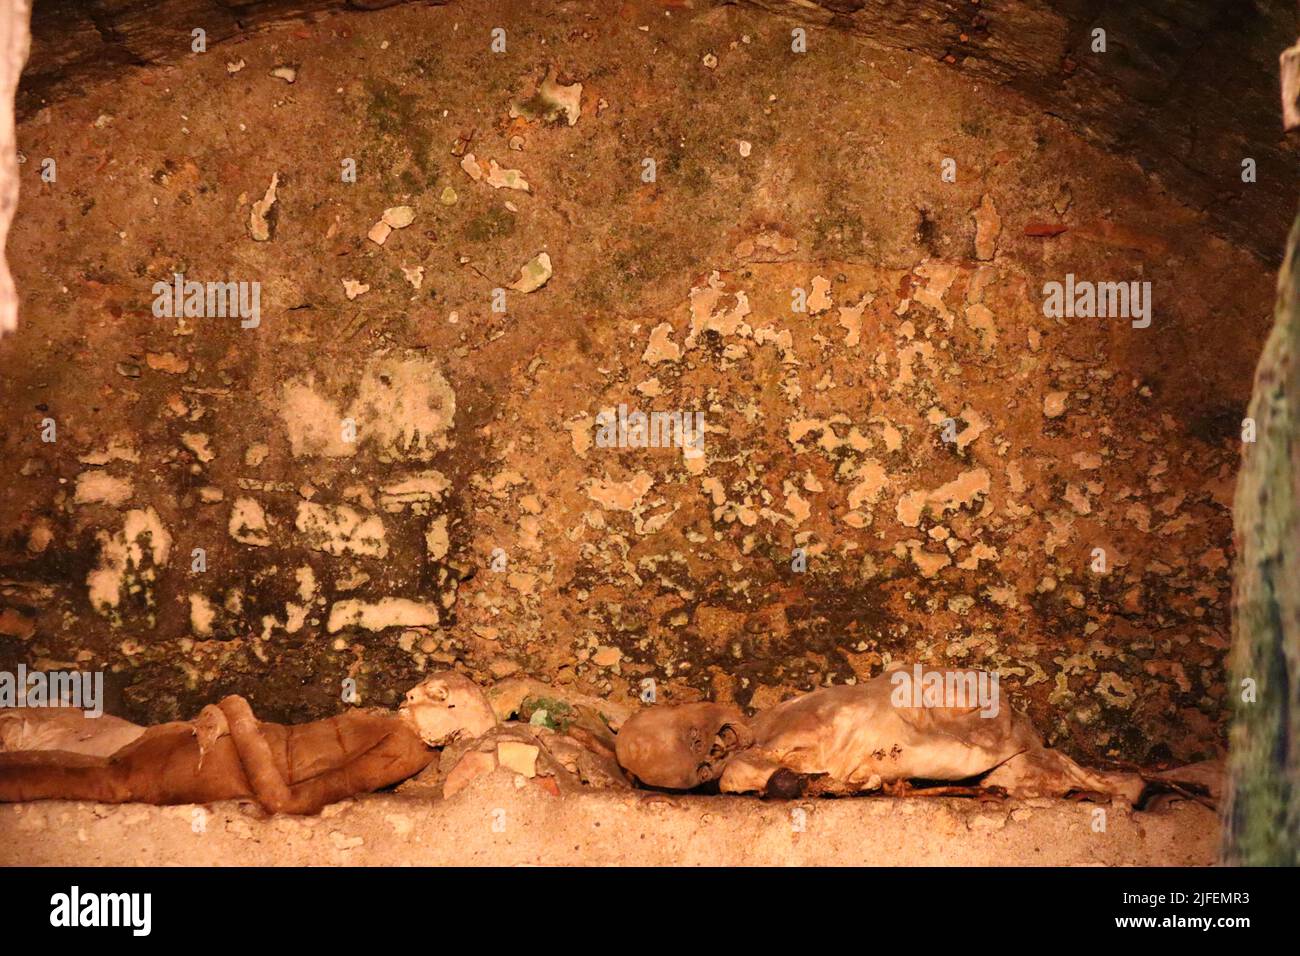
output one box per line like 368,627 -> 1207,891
1,665 -> 1149,812
615,667 -> 1145,803
0,672 -> 494,814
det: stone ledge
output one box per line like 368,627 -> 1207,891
0,774 -> 1218,866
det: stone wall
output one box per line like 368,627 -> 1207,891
746,0 -> 1300,264
17,0 -> 1300,261
0,0 -> 1287,767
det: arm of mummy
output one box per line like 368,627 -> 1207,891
216,696 -> 297,812
217,696 -> 435,814
194,702 -> 230,764
719,752 -> 783,794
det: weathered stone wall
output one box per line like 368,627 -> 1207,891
744,0 -> 1300,264
18,0 -> 1300,261
0,0 -> 1283,769
22,0 -> 428,103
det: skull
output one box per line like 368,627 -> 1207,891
615,703 -> 753,789
399,671 -> 497,747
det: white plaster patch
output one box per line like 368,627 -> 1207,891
86,508 -> 172,614
295,501 -> 388,558
74,472 -> 133,507
327,598 -> 440,633
229,497 -> 273,547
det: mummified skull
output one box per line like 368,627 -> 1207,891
399,671 -> 497,747
615,703 -> 753,789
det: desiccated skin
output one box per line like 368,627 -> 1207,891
0,666 -> 1198,812
401,669 -> 498,746
615,702 -> 754,790
0,697 -> 431,813
0,707 -> 145,756
0,669 -> 636,813
0,670 -> 498,814
616,667 -> 1146,804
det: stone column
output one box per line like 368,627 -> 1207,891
1222,43 -> 1300,864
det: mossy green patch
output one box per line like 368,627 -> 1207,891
366,79 -> 438,187
521,695 -> 575,731
462,206 -> 517,243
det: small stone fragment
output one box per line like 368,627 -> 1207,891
26,520 -> 52,554
592,645 -> 622,668
808,275 -> 832,314
443,751 -> 496,798
459,153 -> 483,181
497,741 -> 539,778
1043,391 -> 1069,418
509,252 -> 552,293
249,173 -> 279,242
296,500 -> 388,558
146,352 -> 188,374
484,160 -> 529,192
181,432 -> 215,463
974,194 -> 1001,260
1053,183 -> 1073,215
424,515 -> 449,561
329,832 -> 363,850
510,66 -> 583,126
382,205 -> 415,229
